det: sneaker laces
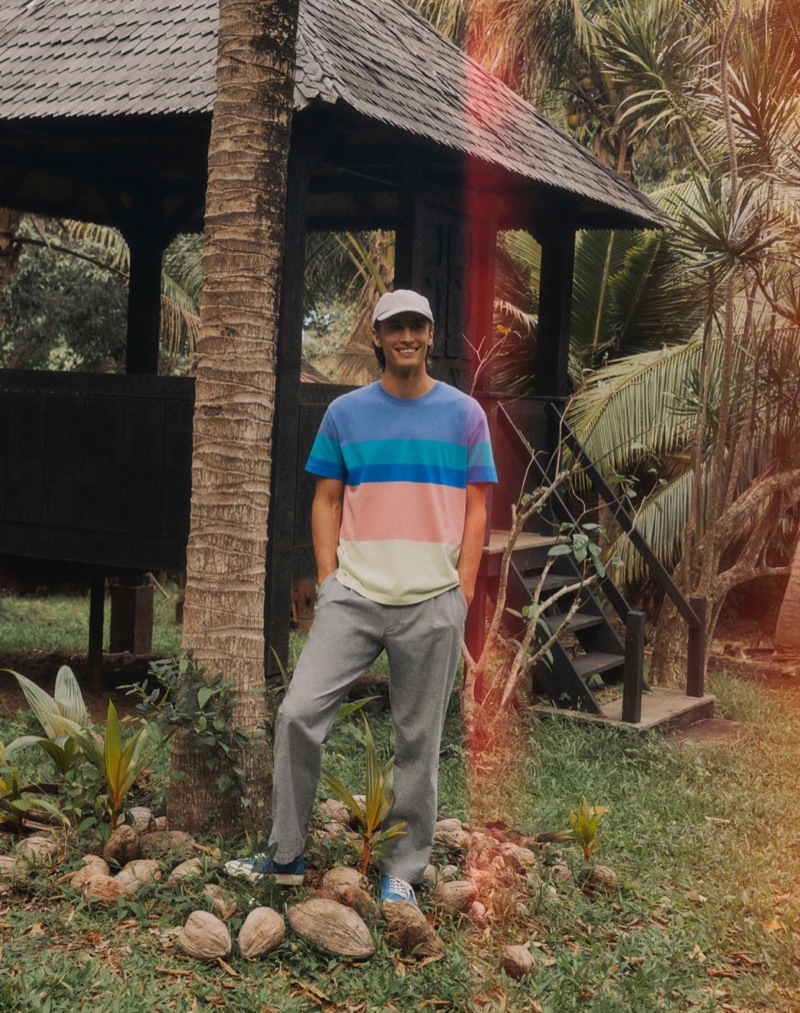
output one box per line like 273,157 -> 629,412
387,876 -> 414,899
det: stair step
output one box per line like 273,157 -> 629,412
572,653 -> 625,677
543,612 -> 604,634
524,574 -> 577,594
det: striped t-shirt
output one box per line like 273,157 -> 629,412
306,380 -> 498,605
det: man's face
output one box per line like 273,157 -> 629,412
372,312 -> 433,374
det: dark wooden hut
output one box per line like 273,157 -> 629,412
0,0 -> 692,719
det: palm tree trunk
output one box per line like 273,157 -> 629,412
168,0 -> 301,836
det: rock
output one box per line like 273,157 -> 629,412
177,910 -> 232,961
116,859 -> 162,895
204,884 -> 237,921
318,799 -> 351,826
502,943 -> 536,979
102,825 -> 140,867
140,830 -> 195,866
127,807 -> 156,835
288,898 -> 375,959
168,857 -> 205,884
82,874 -> 127,903
339,885 -> 380,921
432,879 -> 477,912
238,907 -> 285,958
382,899 -> 446,958
321,866 -> 369,896
16,835 -> 62,864
551,864 -> 573,884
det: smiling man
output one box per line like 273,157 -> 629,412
225,289 -> 497,904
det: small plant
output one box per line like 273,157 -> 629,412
125,654 -> 249,799
1,666 -> 89,775
0,746 -> 65,837
61,701 -> 163,830
568,795 -> 609,863
321,713 -> 407,876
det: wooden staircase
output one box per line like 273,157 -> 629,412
468,401 -> 715,731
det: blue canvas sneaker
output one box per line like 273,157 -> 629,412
223,853 -> 305,885
381,875 -> 416,905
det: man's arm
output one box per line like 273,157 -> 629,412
457,483 -> 489,607
312,476 -> 345,584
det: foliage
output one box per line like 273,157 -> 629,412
0,756 -> 64,838
2,675 -> 800,1009
0,217 -> 201,374
568,795 -> 609,863
1,666 -> 89,776
125,654 -> 247,800
59,700 -> 163,830
321,712 -> 407,876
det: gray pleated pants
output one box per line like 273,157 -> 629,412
269,574 -> 467,884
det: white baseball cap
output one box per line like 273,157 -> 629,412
372,289 -> 434,325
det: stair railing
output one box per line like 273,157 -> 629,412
544,402 -> 706,702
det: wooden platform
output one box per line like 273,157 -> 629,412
533,687 -> 715,733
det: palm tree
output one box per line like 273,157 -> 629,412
170,0 -> 302,835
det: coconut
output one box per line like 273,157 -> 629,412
288,898 -> 375,959
127,807 -> 156,835
16,835 -> 62,864
82,874 -> 127,903
339,885 -> 380,921
432,879 -> 477,912
318,799 -> 351,826
168,857 -> 205,884
502,943 -> 536,979
102,825 -> 140,867
177,911 -> 231,960
116,859 -> 162,895
204,884 -> 237,921
237,907 -> 285,958
140,830 -> 195,866
321,866 -> 369,895
382,899 -> 446,958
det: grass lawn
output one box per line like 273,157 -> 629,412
0,592 -> 798,1010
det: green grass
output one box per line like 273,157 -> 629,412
0,586 -> 183,656
0,595 -> 799,1011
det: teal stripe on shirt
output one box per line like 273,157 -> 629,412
341,438 -> 467,471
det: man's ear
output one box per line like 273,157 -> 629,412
372,326 -> 381,347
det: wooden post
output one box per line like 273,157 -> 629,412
125,191 -> 164,375
88,576 -> 105,695
394,152 -> 426,291
687,594 -> 707,697
264,119 -> 316,676
533,203 -> 576,401
622,610 -> 646,724
110,576 -> 154,656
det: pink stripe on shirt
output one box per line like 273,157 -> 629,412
340,481 -> 466,544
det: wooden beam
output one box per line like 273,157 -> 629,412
124,190 -> 164,375
533,203 -> 576,399
264,119 -> 318,676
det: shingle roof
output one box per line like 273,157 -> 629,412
0,0 -> 667,227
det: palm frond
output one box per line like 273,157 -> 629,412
566,339 -> 719,475
608,468 -> 693,582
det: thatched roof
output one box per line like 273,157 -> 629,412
0,0 -> 666,229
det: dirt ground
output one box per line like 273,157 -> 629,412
0,651 -> 155,723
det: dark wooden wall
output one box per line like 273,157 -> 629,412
0,370 -> 193,572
